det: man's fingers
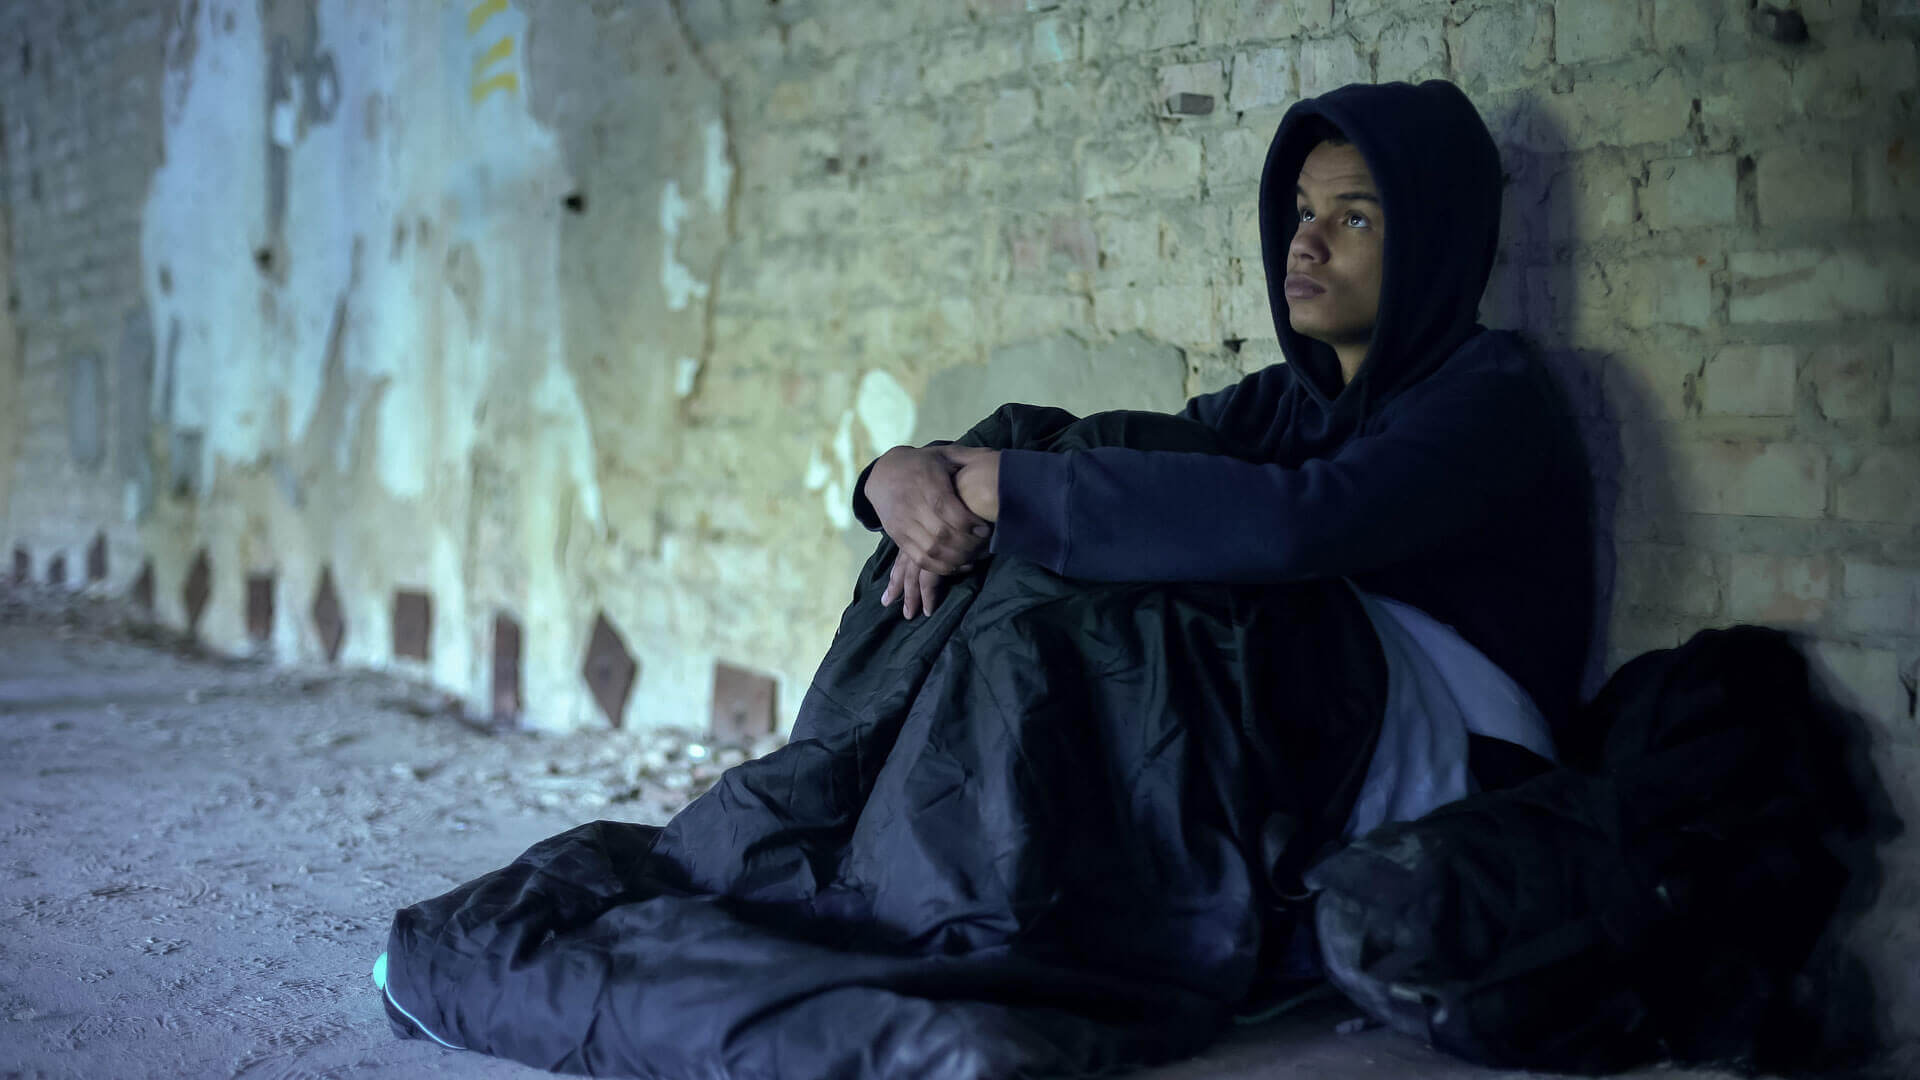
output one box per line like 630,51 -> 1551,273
883,555 -> 908,607
902,533 -> 966,575
917,568 -> 943,617
908,523 -> 984,574
934,444 -> 986,469
929,486 -> 989,530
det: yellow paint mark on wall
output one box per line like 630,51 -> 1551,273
464,0 -> 519,105
471,73 -> 519,105
466,0 -> 508,35
473,35 -> 513,75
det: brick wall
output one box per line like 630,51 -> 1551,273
1,0 -> 1916,1055
0,2 -> 167,593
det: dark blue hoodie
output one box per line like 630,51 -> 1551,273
857,80 -> 1594,734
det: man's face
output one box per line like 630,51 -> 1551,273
1285,141 -> 1385,356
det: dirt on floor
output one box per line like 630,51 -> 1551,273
0,585 -> 1779,1080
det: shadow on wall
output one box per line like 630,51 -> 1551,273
1498,101 -> 1902,1076
1491,99 -> 1661,705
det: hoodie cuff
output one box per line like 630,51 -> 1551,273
989,449 -> 1071,573
851,458 -> 883,532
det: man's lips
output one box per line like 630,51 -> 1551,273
1283,273 -> 1326,299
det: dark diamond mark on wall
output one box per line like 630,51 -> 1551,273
183,550 -> 211,635
712,662 -> 778,743
12,546 -> 27,584
133,560 -> 154,610
87,532 -> 108,583
393,590 -> 432,662
246,573 -> 275,642
47,553 -> 67,588
582,613 -> 638,729
492,613 -> 523,725
313,567 -> 345,662
562,191 -> 586,214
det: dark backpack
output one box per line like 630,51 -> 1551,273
1303,625 -> 1875,1075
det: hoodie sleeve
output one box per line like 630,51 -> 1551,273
1178,381 -> 1239,429
988,372 -> 1553,583
852,381 -> 1242,534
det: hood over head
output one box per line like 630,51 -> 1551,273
1260,79 -> 1506,423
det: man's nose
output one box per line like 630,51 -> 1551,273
1290,222 -> 1329,263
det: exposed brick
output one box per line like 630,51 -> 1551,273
1620,542 -> 1723,618
1522,63 -> 1695,150
1790,39 -> 1918,123
1201,127 -> 1268,194
1807,343 -> 1886,422
1092,284 -> 1215,347
1893,338 -> 1920,421
1641,153 -> 1738,230
1198,1 -> 1320,46
922,25 -> 1032,96
1836,447 -> 1920,525
1841,561 -> 1920,636
1199,0 -> 1332,45
1867,136 -> 1919,223
1702,344 -> 1797,416
1298,34 -> 1371,98
1797,0 -> 1865,23
1092,211 -> 1165,284
992,290 -> 1091,342
1605,345 -> 1697,421
1755,143 -> 1854,228
1080,134 -> 1203,200
1554,0 -> 1646,65
1548,150 -> 1637,244
1217,271 -> 1277,343
1228,47 -> 1295,112
1375,17 -> 1448,83
1086,0 -> 1196,57
1652,0 -> 1719,47
1729,249 -> 1900,325
983,89 -> 1039,146
1031,15 -> 1079,66
1730,553 -> 1834,625
1157,60 -> 1225,111
1447,3 -> 1553,89
1671,439 -> 1829,518
1626,255 -> 1715,330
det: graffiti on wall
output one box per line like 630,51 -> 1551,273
465,0 -> 519,105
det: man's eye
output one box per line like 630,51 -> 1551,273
1346,211 -> 1369,228
1296,208 -> 1313,222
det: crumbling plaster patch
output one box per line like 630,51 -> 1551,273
136,0 -> 602,730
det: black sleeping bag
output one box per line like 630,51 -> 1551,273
378,403 -> 1390,1080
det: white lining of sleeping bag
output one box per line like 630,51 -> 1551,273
1338,581 -> 1557,841
372,950 -> 468,1050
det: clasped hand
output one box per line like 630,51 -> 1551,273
865,444 -> 1000,620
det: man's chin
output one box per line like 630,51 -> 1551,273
1287,317 -> 1328,342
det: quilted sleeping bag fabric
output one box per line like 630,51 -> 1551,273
378,404 -> 1389,1080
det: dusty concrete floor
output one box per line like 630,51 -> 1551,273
0,590 -> 1769,1080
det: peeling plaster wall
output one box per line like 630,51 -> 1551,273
2,0 -> 1919,1051
131,0 -> 610,727
0,200 -> 17,540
